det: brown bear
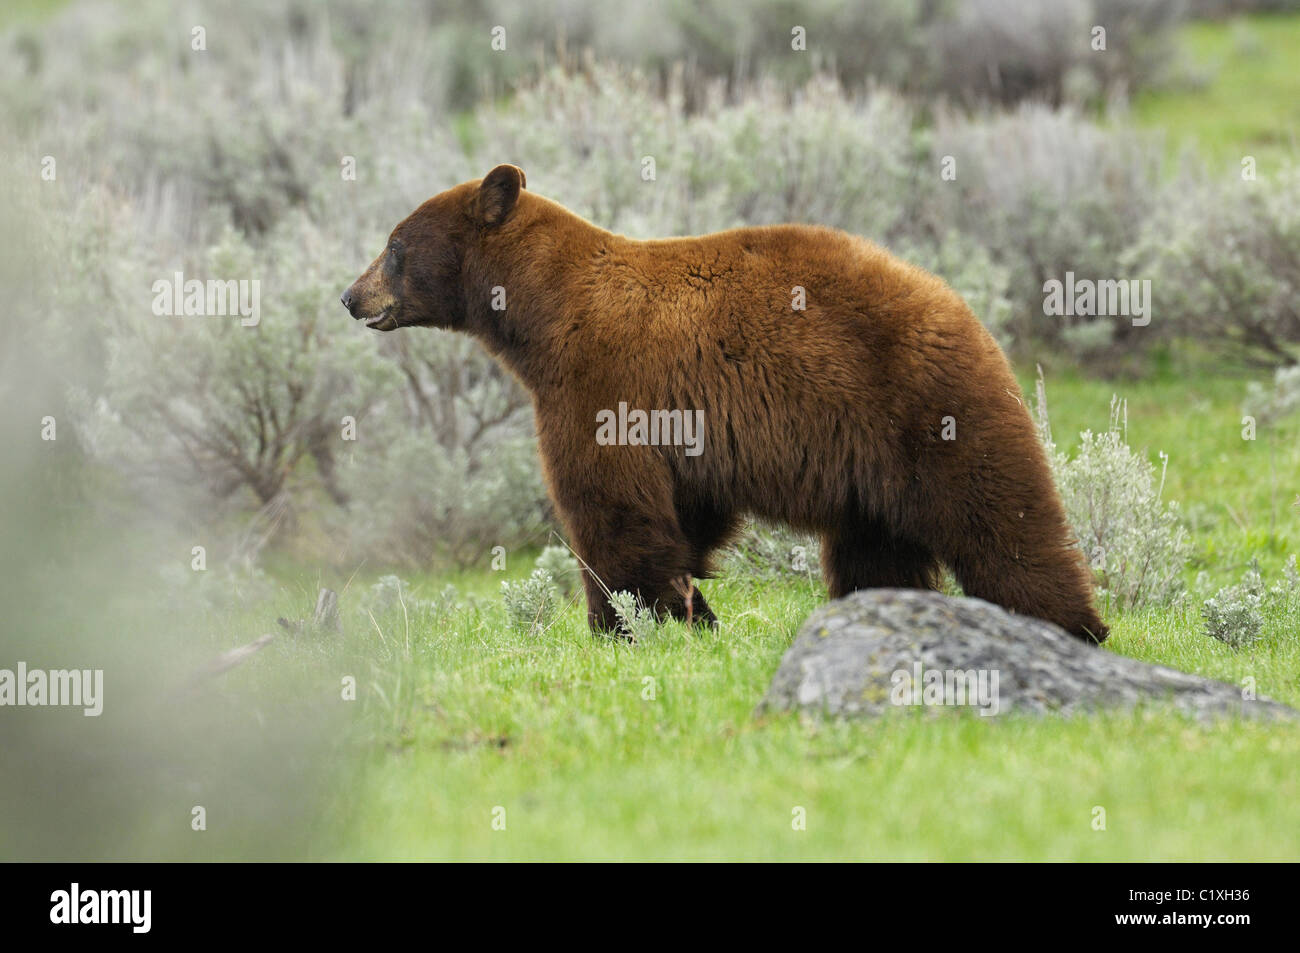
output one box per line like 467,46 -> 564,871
342,164 -> 1108,643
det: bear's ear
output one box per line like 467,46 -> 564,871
477,164 -> 526,227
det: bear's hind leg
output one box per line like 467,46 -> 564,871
938,506 -> 1109,644
948,544 -> 1108,643
820,520 -> 940,599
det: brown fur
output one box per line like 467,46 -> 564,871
343,165 -> 1108,643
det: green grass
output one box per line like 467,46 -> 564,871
0,0 -> 68,29
311,581 -> 1299,861
1133,14 -> 1300,171
8,368 -> 1297,862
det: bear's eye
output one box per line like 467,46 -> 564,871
384,240 -> 404,276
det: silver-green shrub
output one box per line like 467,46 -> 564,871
473,65 -> 915,241
362,575 -> 461,624
501,569 -> 560,636
1131,167 -> 1300,369
928,0 -> 1183,107
335,328 -> 548,569
0,0 -> 1265,574
341,426 -> 548,570
535,546 -> 582,597
608,590 -> 660,642
1034,375 -> 1192,611
76,215 -> 398,520
722,521 -> 821,581
1245,364 -> 1300,425
1202,570 -> 1265,648
1202,557 -> 1300,649
927,104 -> 1164,360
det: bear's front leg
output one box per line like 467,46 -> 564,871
541,425 -> 723,634
667,574 -> 720,628
578,545 -> 713,636
549,462 -> 710,635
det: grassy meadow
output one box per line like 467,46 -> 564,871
1133,12 -> 1300,169
364,376 -> 1294,860
140,370 -> 1295,862
2,1 -> 1300,863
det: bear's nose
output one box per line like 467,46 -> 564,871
340,288 -> 356,315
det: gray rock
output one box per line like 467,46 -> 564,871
759,589 -> 1297,720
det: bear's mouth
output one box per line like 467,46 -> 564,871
364,306 -> 399,331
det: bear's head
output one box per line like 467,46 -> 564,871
340,164 -> 526,332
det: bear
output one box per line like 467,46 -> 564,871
341,164 -> 1108,644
